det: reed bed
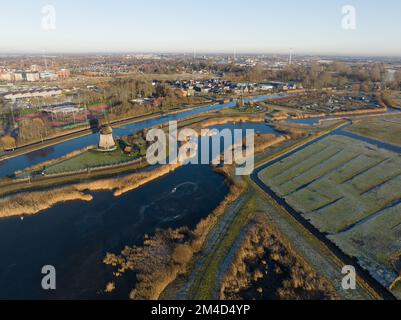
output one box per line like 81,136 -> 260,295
0,163 -> 182,218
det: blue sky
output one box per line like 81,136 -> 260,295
0,0 -> 400,55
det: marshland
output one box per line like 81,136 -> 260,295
0,106 -> 294,299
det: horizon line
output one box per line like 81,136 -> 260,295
1,51 -> 401,59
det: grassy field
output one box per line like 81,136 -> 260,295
258,134 -> 401,290
347,114 -> 401,147
329,201 -> 401,287
388,90 -> 401,109
45,147 -> 134,174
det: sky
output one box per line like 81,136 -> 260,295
0,0 -> 400,56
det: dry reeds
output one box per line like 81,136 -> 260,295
0,163 -> 182,218
220,213 -> 337,300
103,165 -> 247,300
0,188 -> 92,218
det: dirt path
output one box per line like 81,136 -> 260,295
161,190 -> 252,300
212,222 -> 254,299
162,186 -> 379,300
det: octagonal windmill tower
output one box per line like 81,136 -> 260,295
98,125 -> 117,152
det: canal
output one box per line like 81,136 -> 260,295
0,94 -> 291,178
0,164 -> 230,299
0,118 -> 287,299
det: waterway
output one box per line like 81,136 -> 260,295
1,97 -> 396,299
287,107 -> 401,126
0,94 -> 292,178
0,164 -> 229,299
0,118 -> 286,299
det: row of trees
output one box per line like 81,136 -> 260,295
0,117 -> 52,151
0,78 -> 186,150
233,61 -> 398,90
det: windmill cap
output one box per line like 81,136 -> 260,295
100,125 -> 113,135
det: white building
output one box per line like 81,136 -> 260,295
3,88 -> 62,100
26,72 -> 40,82
259,84 -> 274,91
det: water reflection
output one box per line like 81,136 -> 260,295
0,165 -> 229,299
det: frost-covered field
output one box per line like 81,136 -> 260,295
258,135 -> 401,293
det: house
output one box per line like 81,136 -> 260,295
118,140 -> 134,154
26,72 -> 40,82
130,98 -> 153,105
2,88 -> 62,100
259,84 -> 274,91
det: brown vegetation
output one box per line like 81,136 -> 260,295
253,134 -> 288,153
273,124 -> 309,140
0,189 -> 93,218
0,163 -> 182,218
103,165 -> 247,300
390,255 -> 401,296
200,116 -> 264,128
0,135 -> 16,151
220,213 -> 337,300
381,91 -> 400,109
332,106 -> 387,117
271,111 -> 290,121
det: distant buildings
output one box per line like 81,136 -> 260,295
2,88 -> 62,100
258,84 -> 274,91
39,71 -> 57,80
57,69 -> 71,78
13,71 -> 25,81
169,79 -> 303,96
130,98 -> 153,105
0,68 -> 13,81
26,72 -> 40,82
42,104 -> 81,115
0,67 -> 70,82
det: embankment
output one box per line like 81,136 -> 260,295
0,163 -> 182,219
16,146 -> 94,176
200,116 -> 264,128
254,134 -> 288,154
103,165 -> 247,300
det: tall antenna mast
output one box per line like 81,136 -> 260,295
289,47 -> 293,65
43,50 -> 48,71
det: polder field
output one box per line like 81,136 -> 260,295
347,114 -> 401,147
257,133 -> 401,295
